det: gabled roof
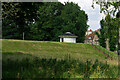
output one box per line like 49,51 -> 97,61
88,29 -> 93,32
59,32 -> 78,38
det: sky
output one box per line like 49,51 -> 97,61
58,0 -> 105,31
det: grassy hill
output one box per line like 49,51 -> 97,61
2,39 -> 118,78
2,39 -> 117,65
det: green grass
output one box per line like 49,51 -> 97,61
2,39 -> 117,64
94,45 -> 117,59
2,39 -> 119,78
2,55 -> 118,78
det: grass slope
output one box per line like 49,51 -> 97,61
2,39 -> 118,78
94,45 -> 117,59
2,39 -> 117,65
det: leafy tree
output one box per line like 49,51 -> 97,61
2,2 -> 43,40
29,2 -> 64,41
2,2 -> 88,43
2,18 -> 20,39
108,18 -> 118,51
92,1 -> 120,51
31,2 -> 88,42
95,19 -> 106,48
97,15 -> 118,51
116,11 -> 120,50
60,2 -> 88,42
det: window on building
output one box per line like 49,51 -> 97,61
89,37 -> 91,39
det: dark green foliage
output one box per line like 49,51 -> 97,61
98,18 -> 119,51
29,2 -> 88,42
95,19 -> 106,48
93,1 -> 120,51
109,35 -> 117,51
116,11 -> 120,51
108,18 -> 118,51
2,2 -> 88,43
99,20 -> 106,48
59,2 -> 88,42
2,18 -> 20,39
2,2 -> 43,40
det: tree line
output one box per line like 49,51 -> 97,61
2,2 -> 88,43
93,1 -> 120,51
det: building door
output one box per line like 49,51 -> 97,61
62,38 -> 64,42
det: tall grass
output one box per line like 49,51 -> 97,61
2,39 -> 118,79
2,53 -> 118,79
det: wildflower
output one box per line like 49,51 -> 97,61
97,65 -> 100,73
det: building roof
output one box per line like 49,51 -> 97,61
87,29 -> 100,33
58,32 -> 78,38
85,28 -> 99,42
88,29 -> 93,32
86,32 -> 95,40
85,29 -> 100,40
94,29 -> 100,32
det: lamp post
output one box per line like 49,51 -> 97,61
23,32 -> 24,40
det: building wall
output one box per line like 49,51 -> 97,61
64,38 -> 76,43
60,38 -> 62,42
85,29 -> 100,45
60,38 -> 76,43
86,32 -> 92,36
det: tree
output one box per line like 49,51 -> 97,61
2,2 -> 43,40
29,2 -> 64,41
31,2 -> 88,42
58,2 -> 88,42
2,18 -> 19,39
92,1 -> 120,51
116,11 -> 120,50
2,2 -> 88,43
95,19 -> 106,48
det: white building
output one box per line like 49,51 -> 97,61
58,32 -> 78,43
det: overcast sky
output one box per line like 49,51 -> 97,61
58,0 -> 105,31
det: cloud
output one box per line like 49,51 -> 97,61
88,20 -> 100,30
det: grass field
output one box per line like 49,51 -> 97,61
2,39 -> 119,78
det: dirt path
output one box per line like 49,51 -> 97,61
90,44 -> 110,58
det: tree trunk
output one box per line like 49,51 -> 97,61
119,28 -> 120,45
106,38 -> 109,50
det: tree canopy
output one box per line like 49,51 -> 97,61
2,2 -> 88,43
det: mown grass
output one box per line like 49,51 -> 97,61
2,39 -> 119,78
2,39 -> 117,64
